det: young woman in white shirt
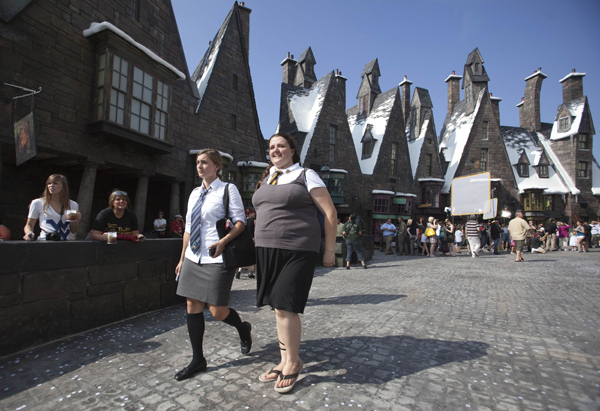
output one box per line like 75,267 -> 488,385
23,174 -> 81,241
173,149 -> 251,382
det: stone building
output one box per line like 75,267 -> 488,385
438,48 -> 600,223
0,0 -> 265,239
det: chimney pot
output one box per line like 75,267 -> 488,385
287,52 -> 290,58
291,55 -> 294,59
339,71 -> 342,75
209,40 -> 211,45
538,67 -> 542,72
573,68 -> 576,73
490,92 -> 493,97
452,70 -> 455,75
521,97 -> 524,102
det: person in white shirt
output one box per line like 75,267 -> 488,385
173,149 -> 251,382
153,211 -> 167,237
23,174 -> 81,241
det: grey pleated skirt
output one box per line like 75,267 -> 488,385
176,258 -> 236,306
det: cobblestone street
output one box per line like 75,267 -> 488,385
1,248 -> 599,411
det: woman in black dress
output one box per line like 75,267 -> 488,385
253,133 -> 337,393
173,149 -> 251,381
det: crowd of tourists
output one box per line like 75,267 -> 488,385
362,214 -> 600,260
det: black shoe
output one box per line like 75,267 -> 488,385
235,272 -> 241,279
363,265 -> 367,269
346,266 -> 350,270
175,358 -> 207,381
241,322 -> 252,354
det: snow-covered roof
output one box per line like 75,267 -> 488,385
407,112 -> 428,180
284,73 -> 331,164
329,169 -> 348,174
191,8 -> 231,113
82,22 -> 186,80
347,88 -> 398,175
438,89 -> 486,193
524,70 -> 547,81
396,192 -> 417,197
237,161 -> 269,168
372,190 -> 395,195
537,132 -> 581,195
592,159 -> 600,196
418,178 -> 445,183
502,127 -> 568,195
559,72 -> 586,83
550,96 -> 587,140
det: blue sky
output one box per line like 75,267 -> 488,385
172,0 -> 600,161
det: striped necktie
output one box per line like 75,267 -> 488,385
189,186 -> 210,255
268,170 -> 283,185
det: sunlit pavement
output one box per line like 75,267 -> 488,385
1,248 -> 599,410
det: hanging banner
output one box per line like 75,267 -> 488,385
450,172 -> 491,215
14,112 -> 36,166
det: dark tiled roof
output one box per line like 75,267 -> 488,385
501,126 -> 538,152
465,47 -> 483,65
296,47 -> 316,64
415,87 -> 433,108
361,58 -> 380,77
464,64 -> 490,84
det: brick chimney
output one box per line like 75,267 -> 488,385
236,2 -> 251,59
335,69 -> 347,111
280,52 -> 297,85
489,92 -> 501,123
445,71 -> 462,117
517,97 -> 524,126
560,69 -> 585,103
399,75 -> 412,125
521,67 -> 546,131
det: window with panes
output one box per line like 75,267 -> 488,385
329,125 -> 337,164
390,142 -> 398,175
421,185 -> 440,208
482,121 -> 488,140
559,117 -> 570,131
538,164 -> 549,178
373,195 -> 390,214
425,153 -> 432,176
578,161 -> 588,178
578,134 -> 588,149
465,83 -> 472,105
96,53 -> 171,140
480,148 -> 488,172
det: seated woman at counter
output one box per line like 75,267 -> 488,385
91,190 -> 144,242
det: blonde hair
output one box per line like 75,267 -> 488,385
407,219 -> 413,225
42,174 -> 71,213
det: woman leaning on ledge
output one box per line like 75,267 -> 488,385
23,174 -> 81,241
91,190 -> 144,242
173,148 -> 252,382
252,133 -> 337,394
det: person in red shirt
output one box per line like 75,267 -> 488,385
0,217 -> 11,241
171,214 -> 184,238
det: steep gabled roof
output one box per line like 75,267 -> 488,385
438,89 -> 486,193
464,64 -> 491,84
465,47 -> 484,65
550,96 -> 595,140
191,6 -> 233,111
347,87 -> 398,175
283,72 -> 332,163
537,132 -> 581,195
296,47 -> 316,64
361,58 -> 380,77
501,126 -> 568,194
407,110 -> 431,180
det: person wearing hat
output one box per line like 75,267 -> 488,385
171,214 -> 184,238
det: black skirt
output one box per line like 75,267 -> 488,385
256,247 -> 318,314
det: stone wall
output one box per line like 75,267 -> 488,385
0,239 -> 184,357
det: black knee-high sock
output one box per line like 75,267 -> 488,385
222,308 -> 250,340
186,312 -> 205,368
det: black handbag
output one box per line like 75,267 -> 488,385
215,184 -> 256,268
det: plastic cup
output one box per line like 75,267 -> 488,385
66,210 -> 78,222
107,232 -> 117,244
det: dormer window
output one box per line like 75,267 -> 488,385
516,151 -> 530,177
361,125 -> 376,159
559,116 -> 570,131
538,165 -> 549,178
474,62 -> 480,73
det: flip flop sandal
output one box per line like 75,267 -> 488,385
258,368 -> 281,383
274,371 -> 301,394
